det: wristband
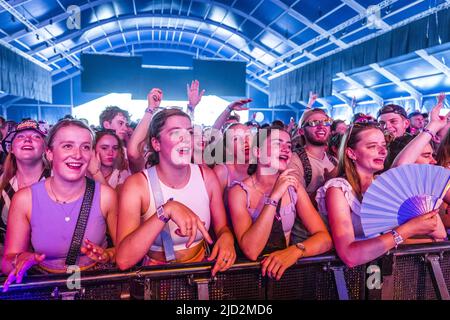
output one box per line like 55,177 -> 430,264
264,197 -> 278,208
145,107 -> 155,114
422,127 -> 437,142
156,204 -> 170,223
391,229 -> 404,248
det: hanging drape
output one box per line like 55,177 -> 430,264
0,45 -> 52,103
269,7 -> 450,107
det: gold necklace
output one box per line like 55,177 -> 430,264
49,178 -> 82,204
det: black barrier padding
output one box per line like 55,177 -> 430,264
2,244 -> 450,300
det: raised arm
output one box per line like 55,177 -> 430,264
127,88 -> 162,173
212,98 -> 252,131
228,170 -> 297,261
186,80 -> 205,121
393,93 -> 448,167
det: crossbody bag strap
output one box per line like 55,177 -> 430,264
147,166 -> 176,262
65,178 -> 96,267
296,146 -> 312,188
326,153 -> 338,166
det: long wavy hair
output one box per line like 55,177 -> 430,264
337,123 -> 385,201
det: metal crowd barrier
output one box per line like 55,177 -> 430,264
0,242 -> 449,300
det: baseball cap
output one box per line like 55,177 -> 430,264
2,119 -> 49,152
376,104 -> 408,119
407,111 -> 429,119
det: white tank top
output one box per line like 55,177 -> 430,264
141,164 -> 211,251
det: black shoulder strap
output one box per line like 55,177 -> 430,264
327,153 -> 338,166
295,146 -> 312,188
65,178 -> 96,266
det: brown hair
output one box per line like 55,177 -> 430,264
46,119 -> 94,150
247,125 -> 288,175
99,106 -> 130,128
436,129 -> 450,168
147,108 -> 191,167
0,153 -> 18,195
337,124 -> 384,201
95,130 -> 127,171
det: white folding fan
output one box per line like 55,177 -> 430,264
360,164 -> 450,238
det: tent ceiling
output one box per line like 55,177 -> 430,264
0,0 -> 449,109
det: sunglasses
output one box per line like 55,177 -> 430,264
302,119 -> 333,128
353,116 -> 378,125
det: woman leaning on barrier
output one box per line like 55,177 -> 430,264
115,108 -> 236,275
0,120 -> 51,267
317,121 -> 447,268
227,125 -> 332,280
1,119 -> 118,291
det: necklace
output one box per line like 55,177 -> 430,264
251,175 -> 269,196
49,178 -> 83,204
48,179 -> 83,223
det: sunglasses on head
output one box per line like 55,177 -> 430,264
353,115 -> 378,125
302,119 -> 333,128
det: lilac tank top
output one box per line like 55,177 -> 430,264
30,180 -> 107,270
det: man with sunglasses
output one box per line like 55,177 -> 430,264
287,108 -> 338,243
377,104 -> 410,139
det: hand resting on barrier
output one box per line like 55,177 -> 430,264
2,252 -> 45,292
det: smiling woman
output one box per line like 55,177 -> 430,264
115,108 -> 236,275
1,119 -> 118,291
0,120 -> 50,269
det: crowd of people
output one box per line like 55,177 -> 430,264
0,80 -> 449,291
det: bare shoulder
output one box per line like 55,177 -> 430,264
212,163 -> 227,179
200,164 -> 219,183
100,183 -> 117,201
12,186 -> 32,203
10,187 -> 32,219
121,171 -> 148,193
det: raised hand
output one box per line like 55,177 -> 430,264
287,117 -> 296,132
87,150 -> 101,176
3,252 -> 45,292
147,88 -> 163,111
187,80 -> 205,110
427,93 -> 449,133
307,92 -> 318,109
228,98 -> 252,111
269,169 -> 299,202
